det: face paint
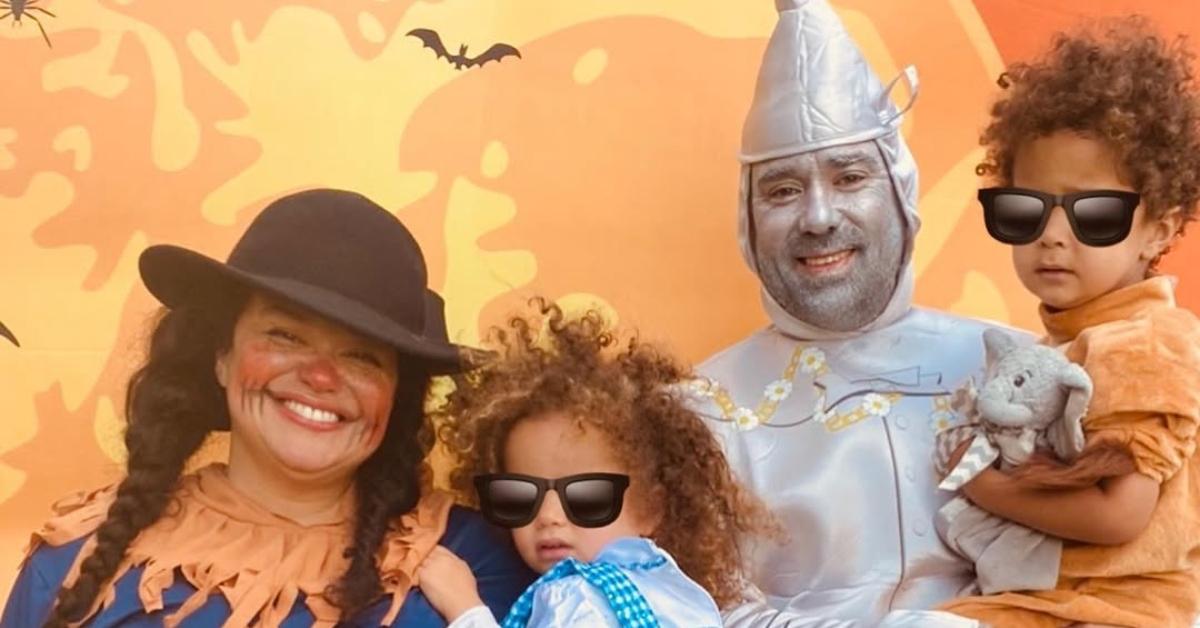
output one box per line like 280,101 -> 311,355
218,294 -> 400,480
750,141 -> 906,331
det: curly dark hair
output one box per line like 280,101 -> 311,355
436,300 -> 780,609
45,287 -> 435,626
977,16 -> 1200,226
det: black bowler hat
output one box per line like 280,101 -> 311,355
0,320 -> 16,347
138,189 -> 463,373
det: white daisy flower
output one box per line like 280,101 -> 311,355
930,409 -> 955,431
732,407 -> 761,431
862,393 -> 891,417
798,347 -> 827,374
763,379 -> 793,402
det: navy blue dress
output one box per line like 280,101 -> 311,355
0,506 -> 535,627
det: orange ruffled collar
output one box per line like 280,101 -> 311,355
1040,275 -> 1176,345
27,463 -> 453,627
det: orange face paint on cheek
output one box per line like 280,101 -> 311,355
231,339 -> 298,413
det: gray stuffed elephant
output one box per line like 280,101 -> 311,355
970,328 -> 1091,468
934,328 -> 1093,594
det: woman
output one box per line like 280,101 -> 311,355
0,189 -> 535,626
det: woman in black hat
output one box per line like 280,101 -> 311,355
0,189 -> 535,627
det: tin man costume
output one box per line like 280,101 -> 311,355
690,1 -> 1024,625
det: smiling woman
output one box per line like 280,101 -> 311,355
0,189 -> 535,627
214,293 -> 405,523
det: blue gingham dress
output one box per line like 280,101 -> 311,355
501,537 -> 721,628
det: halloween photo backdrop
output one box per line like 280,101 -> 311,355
2,0 -> 1198,597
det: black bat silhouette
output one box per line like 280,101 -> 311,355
0,320 -> 18,347
406,28 -> 521,70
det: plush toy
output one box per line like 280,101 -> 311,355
941,328 -> 1091,478
933,329 -> 1094,594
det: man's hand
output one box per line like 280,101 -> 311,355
417,545 -> 487,621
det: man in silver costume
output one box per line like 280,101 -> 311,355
691,1 -> 1009,625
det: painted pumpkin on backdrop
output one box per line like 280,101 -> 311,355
2,0 -> 1198,599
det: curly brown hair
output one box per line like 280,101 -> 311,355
978,16 -> 1200,226
436,300 -> 779,608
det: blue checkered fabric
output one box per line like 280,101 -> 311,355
500,555 -> 666,628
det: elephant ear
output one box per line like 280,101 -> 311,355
1046,362 -> 1092,461
982,328 -> 1019,369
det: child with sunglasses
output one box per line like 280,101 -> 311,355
415,302 -> 778,627
941,17 -> 1200,628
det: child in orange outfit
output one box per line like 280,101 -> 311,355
941,18 -> 1200,628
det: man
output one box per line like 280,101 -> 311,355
691,1 -> 1017,625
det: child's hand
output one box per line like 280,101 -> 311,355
417,545 -> 487,621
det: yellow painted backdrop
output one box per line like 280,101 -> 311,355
2,0 -> 1198,600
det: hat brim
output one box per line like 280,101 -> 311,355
139,245 -> 464,374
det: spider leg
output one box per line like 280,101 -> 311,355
30,7 -> 55,17
25,12 -> 51,47
0,12 -> 10,22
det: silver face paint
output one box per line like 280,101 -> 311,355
750,141 -> 905,331
734,0 -> 920,339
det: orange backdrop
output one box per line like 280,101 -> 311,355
2,0 -> 1198,600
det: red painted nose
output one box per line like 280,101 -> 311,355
298,356 -> 340,391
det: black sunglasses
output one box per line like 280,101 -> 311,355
979,187 -> 1141,247
474,472 -> 630,528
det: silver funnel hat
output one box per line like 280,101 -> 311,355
737,0 -> 920,339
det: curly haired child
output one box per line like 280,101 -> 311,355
942,16 -> 1200,628
415,301 -> 779,627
